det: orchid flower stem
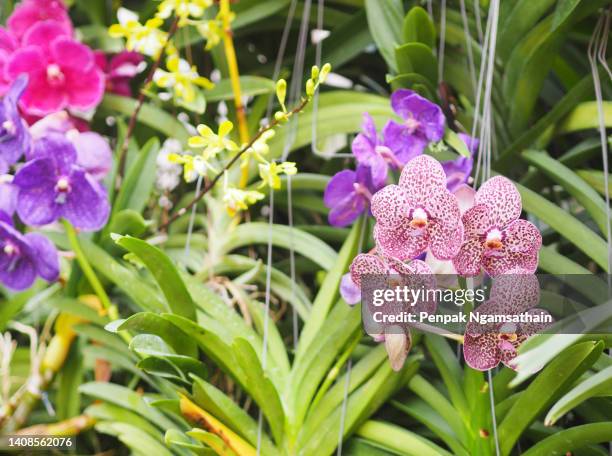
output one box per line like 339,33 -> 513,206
220,0 -> 250,187
115,16 -> 180,191
62,221 -> 116,321
310,329 -> 361,412
160,97 -> 310,230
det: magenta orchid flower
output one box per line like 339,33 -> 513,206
453,176 -> 541,277
0,75 -> 31,173
95,51 -> 144,97
7,0 -> 72,42
7,37 -> 104,116
464,273 -> 551,371
352,113 -> 402,187
0,212 -> 59,291
349,252 -> 434,371
383,89 -> 445,162
324,165 -> 378,227
371,155 -> 463,261
442,133 -> 479,192
13,133 -> 110,231
0,28 -> 17,95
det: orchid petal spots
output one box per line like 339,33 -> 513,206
429,221 -> 463,260
349,253 -> 384,287
370,185 -> 410,229
462,204 -> 491,238
374,221 -> 429,261
475,176 -> 521,228
482,250 -> 539,277
503,219 -> 542,254
398,155 -> 446,199
453,237 -> 485,277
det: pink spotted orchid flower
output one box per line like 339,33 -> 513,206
464,273 -> 551,371
453,176 -> 542,277
348,252 -> 435,371
371,155 -> 463,262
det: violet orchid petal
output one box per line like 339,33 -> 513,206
62,168 -> 110,231
23,232 -> 59,281
13,157 -> 61,226
72,132 -> 112,180
340,272 -> 361,306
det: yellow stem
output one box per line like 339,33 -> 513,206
220,0 -> 250,188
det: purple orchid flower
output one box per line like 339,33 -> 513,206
0,75 -> 31,174
0,213 -> 59,291
0,177 -> 18,217
30,112 -> 112,181
463,273 -> 551,371
352,113 -> 402,187
13,133 -> 110,231
371,155 -> 463,261
452,176 -> 542,277
383,89 -> 446,163
324,165 -> 378,227
442,133 -> 479,192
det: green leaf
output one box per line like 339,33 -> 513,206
231,338 -> 285,444
80,382 -> 178,431
545,365 -> 612,425
576,169 -> 612,197
112,138 -> 160,216
204,76 -> 275,102
498,341 -> 604,456
104,210 -> 149,251
424,335 -> 469,423
187,429 -> 238,456
297,217 -> 365,359
86,403 -> 162,439
224,223 -> 337,271
232,0 -> 291,29
444,129 -> 471,158
165,429 -> 210,455
191,375 -> 278,455
356,420 -> 453,456
387,72 -> 436,95
99,94 -> 190,144
522,422 -> 612,456
56,341 -> 83,420
51,297 -> 107,326
364,0 -> 403,72
116,312 -> 198,358
516,181 -> 609,271
402,6 -> 435,48
114,235 -> 197,320
395,43 -> 437,85
95,422 -> 173,456
558,101 -> 612,133
522,150 -> 610,235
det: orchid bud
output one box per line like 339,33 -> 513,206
311,65 -> 320,80
306,79 -> 315,98
319,63 -> 332,83
276,79 -> 287,111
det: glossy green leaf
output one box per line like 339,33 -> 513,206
100,94 -> 190,144
577,169 -> 612,197
395,43 -> 437,84
204,76 -> 275,102
364,0 -> 403,72
444,129 -> 471,158
402,6 -> 435,48
224,223 -> 337,270
522,422 -> 612,456
114,235 -> 196,320
95,422 -> 172,456
498,341 -> 604,456
545,365 -> 612,425
522,150 -> 610,235
558,101 -> 612,133
356,420 -> 453,456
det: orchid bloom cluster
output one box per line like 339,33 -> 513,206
334,90 -> 543,372
110,6 -> 216,110
168,65 -> 330,216
0,76 -> 112,291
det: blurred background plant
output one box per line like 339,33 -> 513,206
0,0 -> 611,455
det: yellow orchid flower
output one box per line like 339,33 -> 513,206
156,0 -> 213,26
241,129 -> 275,167
258,161 -> 297,189
154,55 -> 214,103
196,12 -> 230,50
222,172 -> 264,216
188,121 -> 239,160
109,8 -> 170,58
167,153 -> 213,182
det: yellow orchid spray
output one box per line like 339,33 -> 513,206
154,55 -> 214,104
156,0 -> 213,26
109,8 -> 174,58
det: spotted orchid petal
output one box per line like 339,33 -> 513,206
429,220 -> 463,260
475,176 -> 522,229
398,155 -> 447,200
370,185 -> 410,230
453,237 -> 485,277
349,253 -> 385,287
374,221 -> 429,261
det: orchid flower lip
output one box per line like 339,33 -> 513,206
3,242 -> 17,256
46,64 -> 65,85
353,182 -> 373,200
484,228 -> 504,250
1,120 -> 16,136
404,116 -> 420,133
408,207 -> 429,229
